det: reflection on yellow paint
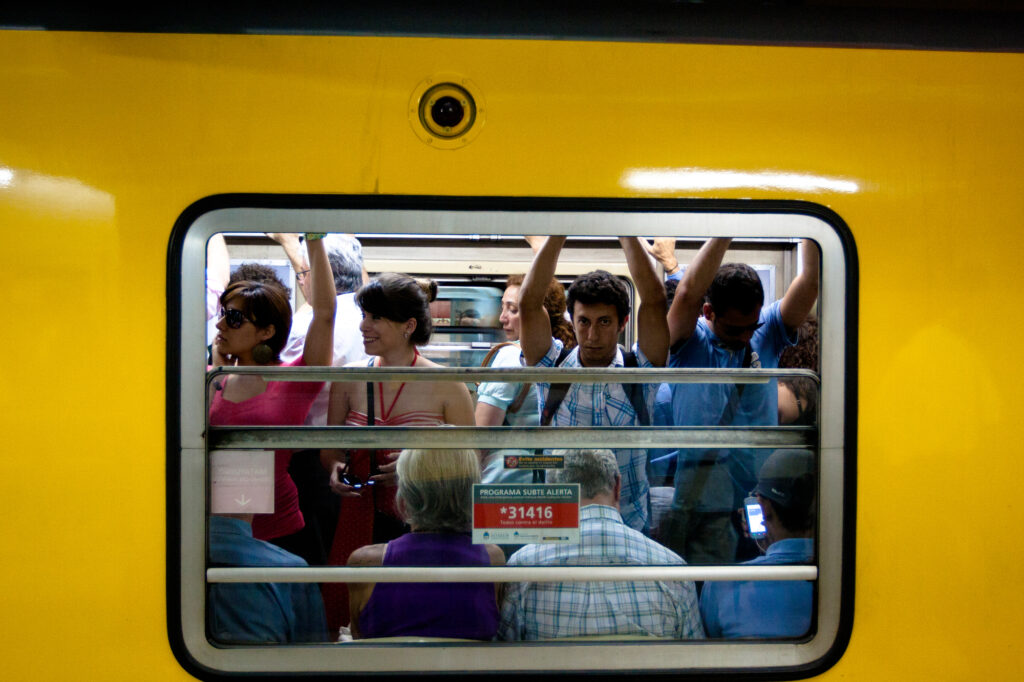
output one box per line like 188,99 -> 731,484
0,166 -> 114,219
622,168 -> 859,194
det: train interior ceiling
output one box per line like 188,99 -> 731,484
223,232 -> 805,363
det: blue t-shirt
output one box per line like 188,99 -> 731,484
668,301 -> 795,509
699,538 -> 814,638
208,516 -> 327,643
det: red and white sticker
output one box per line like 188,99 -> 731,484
472,484 -> 580,545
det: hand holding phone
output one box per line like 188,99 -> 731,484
744,496 -> 767,540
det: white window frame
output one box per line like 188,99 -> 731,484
169,198 -> 854,677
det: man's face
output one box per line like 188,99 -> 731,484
705,303 -> 763,350
572,301 -> 626,367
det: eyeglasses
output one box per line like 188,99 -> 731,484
719,320 -> 765,336
296,269 -> 310,281
218,307 -> 254,329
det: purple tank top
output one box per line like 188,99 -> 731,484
358,532 -> 499,640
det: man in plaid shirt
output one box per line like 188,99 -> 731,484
498,449 -> 704,640
518,236 -> 669,533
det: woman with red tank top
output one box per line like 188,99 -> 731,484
321,273 -> 475,634
208,234 -> 337,553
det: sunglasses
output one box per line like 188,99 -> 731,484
218,307 -> 254,329
719,320 -> 765,336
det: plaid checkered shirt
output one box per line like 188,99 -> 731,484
532,339 -> 657,532
498,505 -> 705,640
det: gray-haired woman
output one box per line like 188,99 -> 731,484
345,448 -> 504,640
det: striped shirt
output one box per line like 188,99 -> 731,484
498,505 -> 704,641
533,339 -> 657,532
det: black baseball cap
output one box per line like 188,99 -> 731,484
753,449 -> 815,509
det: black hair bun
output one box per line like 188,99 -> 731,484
416,278 -> 438,303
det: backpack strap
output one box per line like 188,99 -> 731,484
539,344 -> 574,427
621,350 -> 651,426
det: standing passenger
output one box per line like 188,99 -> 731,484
661,238 -> 819,563
475,274 -> 575,484
208,233 -> 336,552
518,236 -> 668,533
321,273 -> 475,632
278,233 -> 370,566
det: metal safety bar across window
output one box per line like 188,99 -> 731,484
205,365 -> 819,585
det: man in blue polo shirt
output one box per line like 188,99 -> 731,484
661,238 -> 819,563
699,449 -> 816,638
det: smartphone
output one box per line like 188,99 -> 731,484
744,496 -> 767,539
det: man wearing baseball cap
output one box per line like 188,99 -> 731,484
698,449 -> 816,638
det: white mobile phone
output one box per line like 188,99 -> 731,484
744,496 -> 767,539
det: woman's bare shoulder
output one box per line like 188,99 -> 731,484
347,543 -> 387,567
484,544 -> 506,567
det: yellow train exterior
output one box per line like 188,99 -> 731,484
2,21 -> 1023,681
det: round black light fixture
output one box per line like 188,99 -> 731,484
408,75 -> 486,149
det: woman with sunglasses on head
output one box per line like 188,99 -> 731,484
208,233 -> 336,558
321,272 -> 474,632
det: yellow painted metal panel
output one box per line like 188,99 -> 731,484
1,29 -> 1023,680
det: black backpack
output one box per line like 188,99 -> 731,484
539,345 -> 651,427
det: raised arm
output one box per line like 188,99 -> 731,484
779,239 -> 820,331
620,237 -> 669,367
300,235 -> 336,366
666,238 -> 732,347
208,235 -> 231,368
267,232 -> 308,279
518,236 -> 566,365
207,233 -> 231,306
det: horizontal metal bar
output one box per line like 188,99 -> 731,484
207,366 -> 819,385
207,426 -> 815,450
208,565 -> 817,584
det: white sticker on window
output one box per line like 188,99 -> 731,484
210,450 -> 275,514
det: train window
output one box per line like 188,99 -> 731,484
170,199 -> 854,677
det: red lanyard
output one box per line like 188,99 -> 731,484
376,349 -> 419,423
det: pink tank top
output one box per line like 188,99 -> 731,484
208,356 -> 323,540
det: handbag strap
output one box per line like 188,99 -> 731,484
480,341 -> 531,416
